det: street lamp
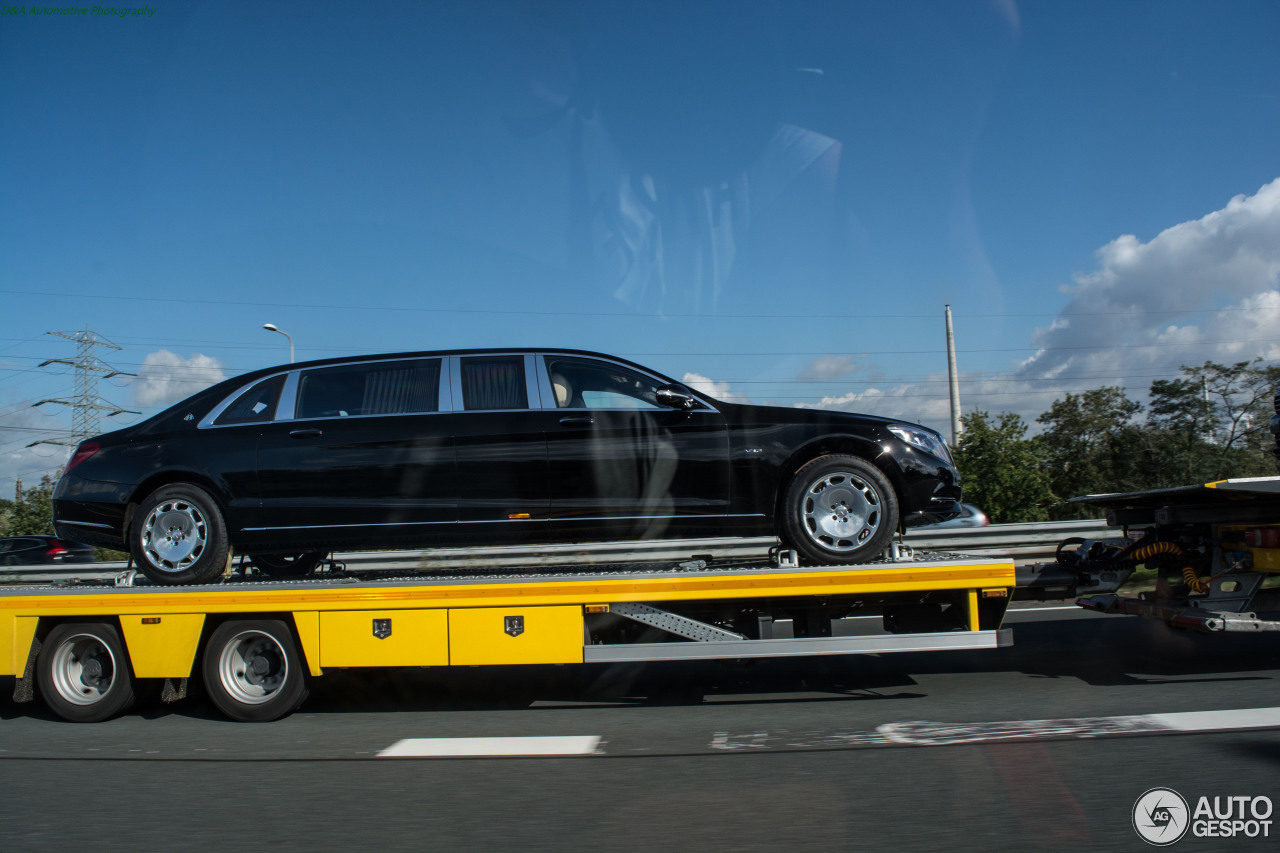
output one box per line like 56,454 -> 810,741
263,323 -> 294,363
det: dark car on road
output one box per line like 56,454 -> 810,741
916,503 -> 989,529
0,535 -> 96,566
53,349 -> 961,584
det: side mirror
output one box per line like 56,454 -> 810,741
656,385 -> 699,411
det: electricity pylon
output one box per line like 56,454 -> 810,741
28,326 -> 139,448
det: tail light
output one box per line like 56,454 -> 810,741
63,441 -> 100,475
45,541 -> 69,558
1243,527 -> 1280,548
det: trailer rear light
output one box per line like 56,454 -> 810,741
1243,527 -> 1280,548
63,441 -> 100,475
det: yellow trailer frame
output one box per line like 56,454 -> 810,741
2,556 -> 1015,722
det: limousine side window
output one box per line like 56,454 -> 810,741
295,359 -> 442,419
213,375 -> 287,426
545,357 -> 663,410
460,355 -> 528,410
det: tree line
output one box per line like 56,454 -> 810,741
1,473 -> 56,539
953,359 -> 1280,523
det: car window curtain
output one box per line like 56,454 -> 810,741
362,362 -> 440,414
462,358 -> 525,410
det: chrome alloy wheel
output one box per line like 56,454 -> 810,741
141,499 -> 208,572
48,633 -> 119,706
800,470 -> 882,552
216,630 -> 289,705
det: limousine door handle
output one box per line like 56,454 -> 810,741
289,428 -> 323,438
558,416 -> 594,427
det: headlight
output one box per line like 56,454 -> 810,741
888,425 -> 953,463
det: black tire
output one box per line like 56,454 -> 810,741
250,552 -> 327,577
202,619 -> 309,722
37,622 -> 136,722
130,483 -> 230,585
780,455 -> 898,565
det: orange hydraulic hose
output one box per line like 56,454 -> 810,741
1129,541 -> 1207,594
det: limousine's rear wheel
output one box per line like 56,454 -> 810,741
250,552 -> 327,577
782,455 -> 898,566
131,484 -> 231,585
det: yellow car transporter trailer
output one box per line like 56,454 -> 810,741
2,554 -> 1014,723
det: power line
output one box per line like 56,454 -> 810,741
1,334 -> 1277,374
2,287 -> 1278,321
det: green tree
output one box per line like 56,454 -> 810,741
1147,359 -> 1280,483
953,410 -> 1053,523
3,474 -> 56,537
1036,386 -> 1143,514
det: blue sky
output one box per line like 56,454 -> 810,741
2,0 -> 1279,495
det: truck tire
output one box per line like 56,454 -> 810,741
781,455 -> 898,565
37,622 -> 136,723
250,552 -> 327,577
203,620 -> 308,722
131,483 -> 231,585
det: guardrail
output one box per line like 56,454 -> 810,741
0,518 -> 1114,584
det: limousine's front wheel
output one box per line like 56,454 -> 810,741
131,484 -> 231,585
782,455 -> 898,566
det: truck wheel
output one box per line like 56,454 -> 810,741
37,622 -> 136,723
203,620 -> 308,722
250,552 -> 326,577
131,484 -> 230,585
781,455 -> 898,565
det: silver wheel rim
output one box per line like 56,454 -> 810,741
49,633 -> 118,706
141,498 -> 208,573
800,470 -> 882,552
217,631 -> 288,705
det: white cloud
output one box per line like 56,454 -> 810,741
799,179 -> 1280,434
1018,177 -> 1280,383
682,372 -> 750,404
796,354 -> 860,382
797,380 -> 955,427
0,404 -> 73,501
132,351 -> 226,408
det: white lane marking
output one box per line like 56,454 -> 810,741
378,736 -> 602,758
711,707 -> 1280,750
1009,606 -> 1080,612
1148,708 -> 1280,731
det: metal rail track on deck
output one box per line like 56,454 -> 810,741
1,519 -> 1111,583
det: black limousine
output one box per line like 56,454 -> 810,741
53,349 -> 962,584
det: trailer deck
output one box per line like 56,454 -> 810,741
2,551 -> 1015,722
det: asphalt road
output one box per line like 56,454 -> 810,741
2,606 -> 1278,852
